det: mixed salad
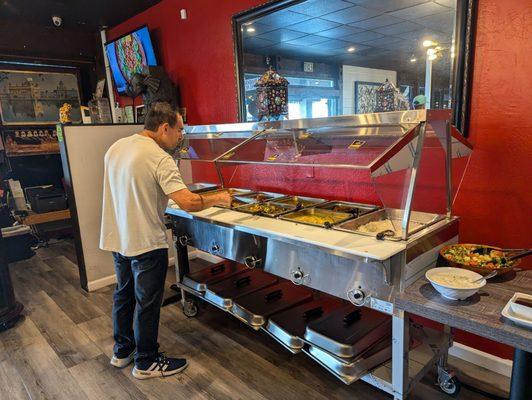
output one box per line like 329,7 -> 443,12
442,245 -> 514,269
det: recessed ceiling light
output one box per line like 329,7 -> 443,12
347,46 -> 356,52
423,40 -> 436,47
410,58 -> 417,63
246,27 -> 256,33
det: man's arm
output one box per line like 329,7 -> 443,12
168,188 -> 231,212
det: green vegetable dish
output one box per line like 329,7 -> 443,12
442,245 -> 514,270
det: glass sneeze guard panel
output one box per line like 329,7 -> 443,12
176,122 -> 262,188
178,110 -> 472,241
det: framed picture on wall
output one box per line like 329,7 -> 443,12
0,69 -> 82,125
354,81 -> 380,114
135,105 -> 146,124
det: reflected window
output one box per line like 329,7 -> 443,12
236,0 -> 459,122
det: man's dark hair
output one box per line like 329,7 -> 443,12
144,102 -> 179,131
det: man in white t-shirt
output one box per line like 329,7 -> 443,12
100,102 -> 231,379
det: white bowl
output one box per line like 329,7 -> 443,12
426,267 -> 486,301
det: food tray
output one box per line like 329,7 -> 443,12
204,269 -> 278,310
303,335 -> 392,385
265,296 -> 346,353
304,304 -> 391,359
234,201 -> 296,217
334,208 -> 443,240
316,201 -> 379,217
280,207 -> 353,228
226,191 -> 284,209
274,196 -> 327,208
182,261 -> 248,292
231,281 -> 313,330
188,183 -> 219,193
204,188 -> 257,209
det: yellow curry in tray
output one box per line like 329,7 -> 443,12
276,196 -> 318,207
289,214 -> 340,225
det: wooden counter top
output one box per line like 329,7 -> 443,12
395,268 -> 532,352
18,209 -> 71,226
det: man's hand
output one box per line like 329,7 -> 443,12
168,188 -> 232,212
216,191 -> 232,208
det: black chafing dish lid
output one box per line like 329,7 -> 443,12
268,295 -> 347,337
184,261 -> 248,286
233,281 -> 313,317
206,268 -> 278,299
306,304 -> 390,344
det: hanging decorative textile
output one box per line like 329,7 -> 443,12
255,67 -> 289,121
375,79 -> 410,112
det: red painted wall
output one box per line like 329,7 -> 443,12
450,0 -> 532,359
109,0 -> 532,360
108,0 -> 268,123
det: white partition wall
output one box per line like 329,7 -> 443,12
59,124 -> 175,291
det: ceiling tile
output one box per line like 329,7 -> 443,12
314,25 -> 364,38
362,36 -> 404,48
354,0 -> 430,13
242,22 -> 277,36
285,34 -> 330,46
356,47 -> 394,57
256,10 -> 311,27
377,40 -> 417,51
348,14 -> 404,29
340,31 -> 385,43
243,37 -> 275,50
373,21 -> 421,35
435,0 -> 456,7
288,0 -> 354,17
257,28 -> 307,43
311,38 -> 354,50
415,11 -> 455,33
396,29 -> 448,43
390,2 -> 450,20
321,6 -> 381,24
285,18 -> 341,34
0,0 -> 162,32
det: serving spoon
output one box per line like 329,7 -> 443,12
471,270 -> 497,284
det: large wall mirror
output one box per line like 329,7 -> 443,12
233,0 -> 476,134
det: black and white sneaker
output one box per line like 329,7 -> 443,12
132,353 -> 188,380
110,351 -> 135,368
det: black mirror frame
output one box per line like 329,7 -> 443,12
232,0 -> 477,136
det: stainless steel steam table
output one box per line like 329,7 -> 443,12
167,204 -> 460,399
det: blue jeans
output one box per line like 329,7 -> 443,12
112,248 -> 168,366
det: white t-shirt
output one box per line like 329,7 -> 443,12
100,134 -> 186,256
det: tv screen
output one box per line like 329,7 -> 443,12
105,26 -> 157,94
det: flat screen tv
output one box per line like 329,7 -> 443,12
105,25 -> 157,94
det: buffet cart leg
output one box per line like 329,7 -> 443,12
173,234 -> 198,317
437,325 -> 461,396
392,310 -> 409,400
509,349 -> 532,400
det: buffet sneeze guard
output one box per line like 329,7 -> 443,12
168,110 -> 472,399
177,109 -> 471,241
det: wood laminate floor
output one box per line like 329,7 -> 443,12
1,240 -> 504,400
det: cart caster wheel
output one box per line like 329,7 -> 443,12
439,376 -> 461,397
182,300 -> 199,318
